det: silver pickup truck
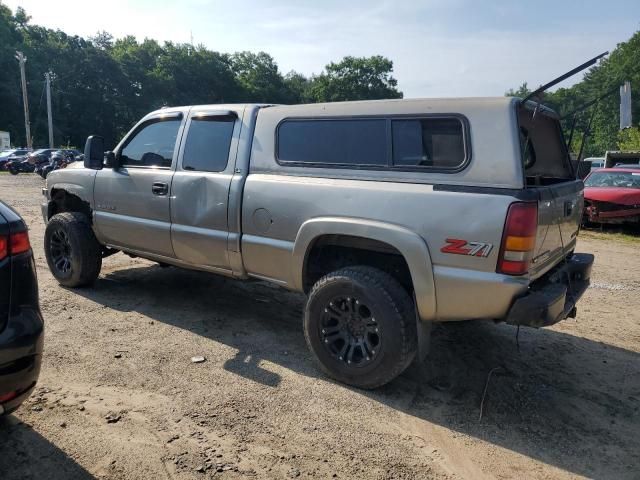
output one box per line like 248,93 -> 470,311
42,97 -> 594,388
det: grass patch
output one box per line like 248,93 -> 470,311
580,228 -> 640,245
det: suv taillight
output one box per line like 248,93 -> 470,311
0,231 -> 31,261
497,202 -> 538,276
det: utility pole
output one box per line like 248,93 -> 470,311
45,72 -> 54,148
15,51 -> 32,149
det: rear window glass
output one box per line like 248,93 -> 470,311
518,106 -> 572,181
392,118 -> 465,168
182,117 -> 235,172
277,119 -> 387,166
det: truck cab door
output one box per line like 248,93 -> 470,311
170,107 -> 243,271
93,112 -> 185,257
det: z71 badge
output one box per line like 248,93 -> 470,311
441,238 -> 493,257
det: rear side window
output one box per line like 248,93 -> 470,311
277,119 -> 387,166
182,117 -> 235,172
392,118 -> 465,169
277,116 -> 468,171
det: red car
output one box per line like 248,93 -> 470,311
583,167 -> 640,224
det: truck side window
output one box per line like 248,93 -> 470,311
120,119 -> 181,168
182,116 -> 235,172
277,119 -> 387,166
392,118 -> 465,169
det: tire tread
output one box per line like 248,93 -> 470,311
304,265 -> 417,389
45,212 -> 102,287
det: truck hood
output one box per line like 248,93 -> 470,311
584,187 -> 640,206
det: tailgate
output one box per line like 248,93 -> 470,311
530,180 -> 583,279
517,102 -> 582,279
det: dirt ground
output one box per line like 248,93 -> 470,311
0,173 -> 638,480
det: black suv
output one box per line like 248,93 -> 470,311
0,201 -> 43,414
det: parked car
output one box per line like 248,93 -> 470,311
0,201 -> 44,414
583,167 -> 640,225
62,149 -> 82,160
41,97 -> 593,388
38,151 -> 73,179
7,149 -> 54,175
27,149 -> 56,164
0,149 -> 30,171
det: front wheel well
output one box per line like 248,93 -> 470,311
303,235 -> 414,296
48,189 -> 92,222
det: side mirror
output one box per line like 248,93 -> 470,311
84,135 -> 104,170
105,151 -> 117,169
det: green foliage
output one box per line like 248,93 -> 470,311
308,56 -> 403,102
618,127 -> 640,150
505,82 -> 531,98
0,6 -> 401,148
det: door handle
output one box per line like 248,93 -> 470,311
152,182 -> 168,196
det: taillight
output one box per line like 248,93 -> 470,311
11,231 -> 31,255
497,202 -> 538,275
0,231 -> 31,261
0,236 -> 7,261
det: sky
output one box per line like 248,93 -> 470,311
4,0 -> 640,98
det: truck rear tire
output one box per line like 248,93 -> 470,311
44,212 -> 102,287
304,266 -> 417,389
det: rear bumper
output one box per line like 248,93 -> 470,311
0,306 -> 44,414
505,253 -> 594,328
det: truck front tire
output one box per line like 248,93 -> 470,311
304,266 -> 417,389
44,212 -> 102,287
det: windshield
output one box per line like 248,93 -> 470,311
585,171 -> 640,189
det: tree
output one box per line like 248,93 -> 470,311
618,127 -> 640,150
505,82 -> 531,98
13,6 -> 30,28
230,51 -> 295,103
0,4 -> 25,145
284,70 -> 312,103
308,56 -> 403,102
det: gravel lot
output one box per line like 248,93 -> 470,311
0,173 -> 639,479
